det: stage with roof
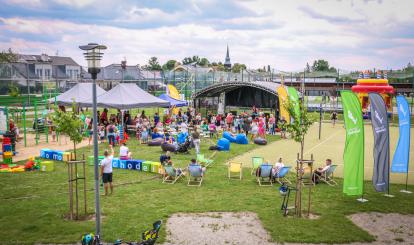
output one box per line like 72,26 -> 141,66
192,81 -> 282,112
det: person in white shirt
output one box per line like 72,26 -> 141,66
274,158 -> 285,173
180,121 -> 188,133
272,157 -> 285,179
313,159 -> 333,184
100,145 -> 114,196
119,142 -> 131,160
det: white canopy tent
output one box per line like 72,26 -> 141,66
79,83 -> 169,109
49,83 -> 106,106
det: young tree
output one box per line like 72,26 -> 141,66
282,98 -> 315,217
51,104 -> 83,159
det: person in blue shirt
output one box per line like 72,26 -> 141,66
154,112 -> 160,127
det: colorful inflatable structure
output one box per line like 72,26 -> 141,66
351,72 -> 394,113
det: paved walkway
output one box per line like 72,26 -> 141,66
12,134 -> 90,162
231,122 -> 414,185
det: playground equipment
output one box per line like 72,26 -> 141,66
351,78 -> 394,113
0,81 -> 58,147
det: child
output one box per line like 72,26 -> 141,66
209,122 -> 217,138
51,126 -> 56,142
135,119 -> 142,140
141,126 -> 149,144
99,124 -> 105,144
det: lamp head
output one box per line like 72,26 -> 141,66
79,43 -> 107,78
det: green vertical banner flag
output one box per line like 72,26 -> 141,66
341,91 -> 365,196
287,87 -> 301,120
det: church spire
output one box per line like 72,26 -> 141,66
224,44 -> 231,69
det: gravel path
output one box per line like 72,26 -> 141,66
162,212 -> 414,245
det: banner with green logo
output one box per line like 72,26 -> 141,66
341,91 -> 365,196
287,87 -> 300,120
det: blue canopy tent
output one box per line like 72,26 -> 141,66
158,94 -> 188,107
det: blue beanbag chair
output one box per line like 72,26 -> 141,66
177,132 -> 188,144
151,133 -> 163,139
217,138 -> 230,151
222,131 -> 237,143
235,134 -> 248,144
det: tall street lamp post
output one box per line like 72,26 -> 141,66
79,43 -> 106,243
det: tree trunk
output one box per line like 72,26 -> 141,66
73,141 -> 77,161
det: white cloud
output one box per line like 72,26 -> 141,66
0,0 -> 413,70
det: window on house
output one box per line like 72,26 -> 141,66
36,69 -> 43,78
45,69 -> 51,80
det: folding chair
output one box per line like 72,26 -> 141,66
274,166 -> 292,184
257,164 -> 273,186
197,154 -> 213,167
318,165 -> 338,186
228,162 -> 242,180
251,156 -> 264,175
162,165 -> 184,184
188,164 -> 203,187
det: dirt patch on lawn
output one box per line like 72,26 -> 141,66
347,212 -> 414,245
162,212 -> 414,245
162,212 -> 275,245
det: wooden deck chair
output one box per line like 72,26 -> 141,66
187,164 -> 203,187
228,162 -> 242,180
257,164 -> 273,186
301,166 -> 315,186
251,156 -> 264,175
318,165 -> 338,186
274,166 -> 292,184
162,165 -> 184,184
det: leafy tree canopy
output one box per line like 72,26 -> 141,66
231,63 -> 246,73
311,59 -> 337,73
143,57 -> 162,70
162,60 -> 178,71
0,48 -> 18,63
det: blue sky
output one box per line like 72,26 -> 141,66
0,0 -> 413,71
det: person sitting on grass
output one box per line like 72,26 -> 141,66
164,133 -> 175,144
160,151 -> 171,166
119,142 -> 132,160
312,159 -> 332,184
100,145 -> 114,196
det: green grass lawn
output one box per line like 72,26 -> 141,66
1,135 -> 414,244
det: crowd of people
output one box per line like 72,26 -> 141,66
80,105 -> 286,148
